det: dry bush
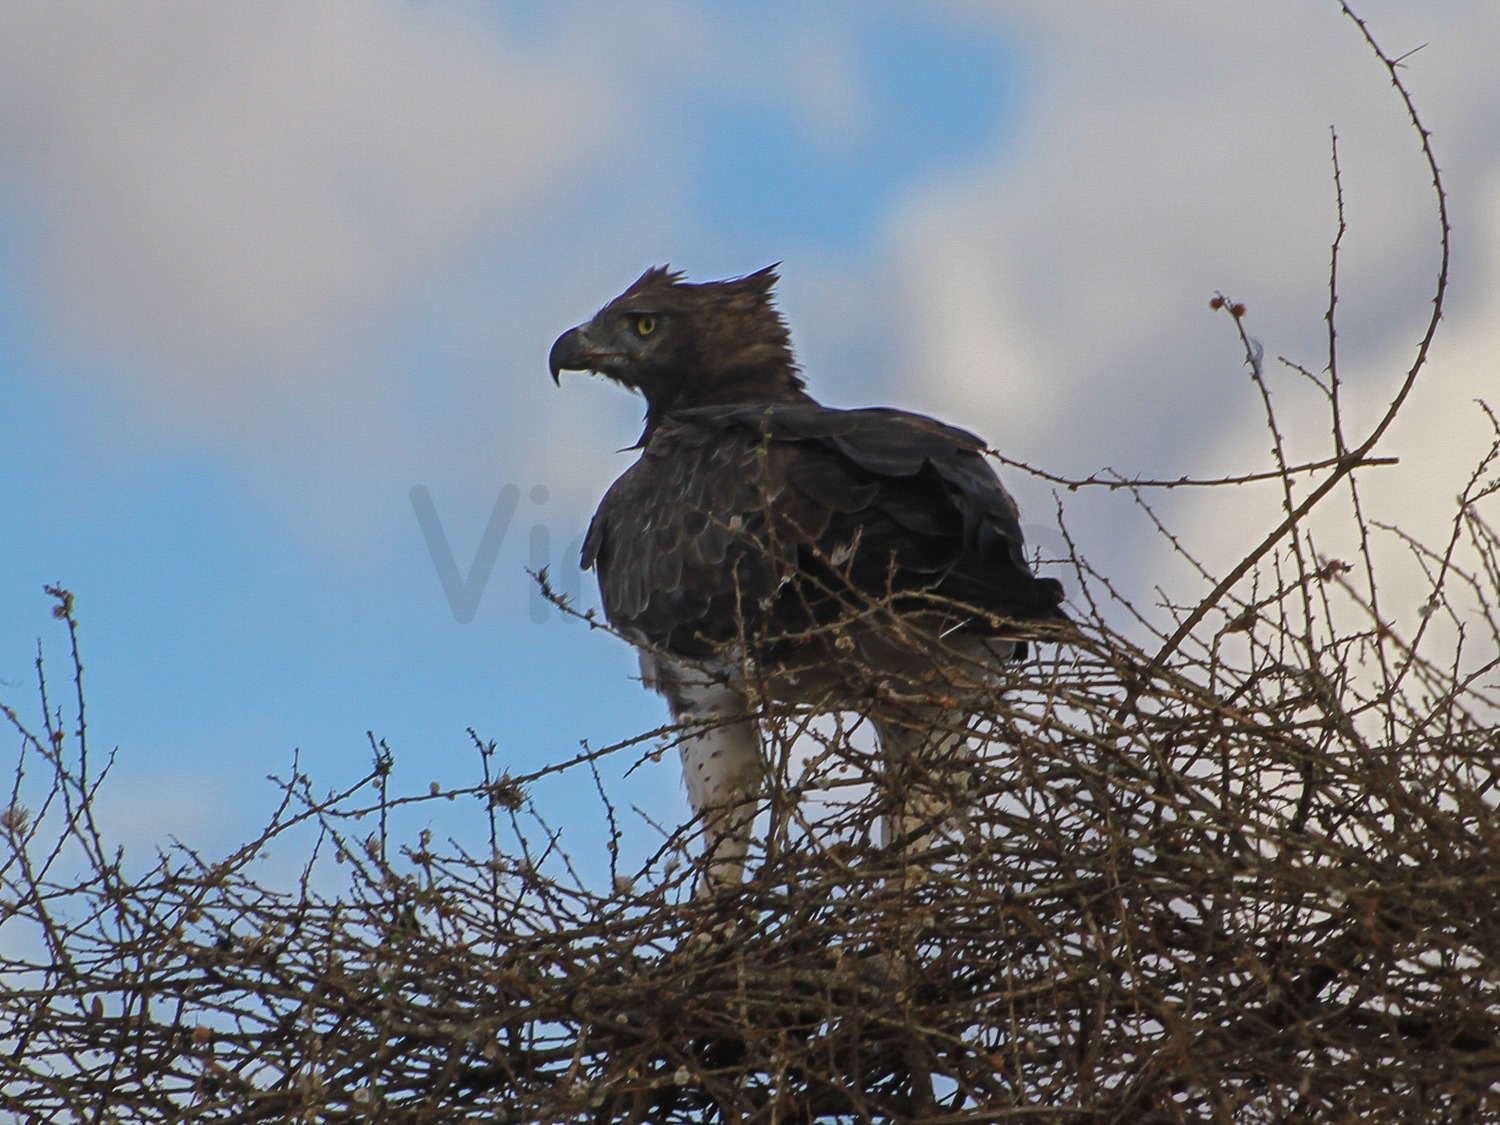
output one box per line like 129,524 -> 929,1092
4,7 -> 1499,1122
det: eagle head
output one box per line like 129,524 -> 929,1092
549,265 -> 806,415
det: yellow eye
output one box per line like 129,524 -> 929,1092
634,314 -> 657,337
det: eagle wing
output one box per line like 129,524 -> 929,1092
582,403 -> 1063,661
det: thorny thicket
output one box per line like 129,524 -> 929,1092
5,8 -> 1500,1123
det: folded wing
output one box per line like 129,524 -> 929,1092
583,403 -> 1065,661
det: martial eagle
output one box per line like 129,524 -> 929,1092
550,266 -> 1065,886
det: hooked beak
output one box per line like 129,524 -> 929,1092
548,326 -> 588,385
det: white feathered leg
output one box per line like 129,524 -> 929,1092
875,706 -> 973,863
641,652 -> 763,892
873,636 -> 1011,871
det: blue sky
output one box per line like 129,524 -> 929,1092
3,2 -> 1498,874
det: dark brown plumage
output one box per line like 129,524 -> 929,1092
550,265 -> 1065,886
551,265 -> 1065,669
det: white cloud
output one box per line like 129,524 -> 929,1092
0,2 -> 603,434
883,1 -> 1500,634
